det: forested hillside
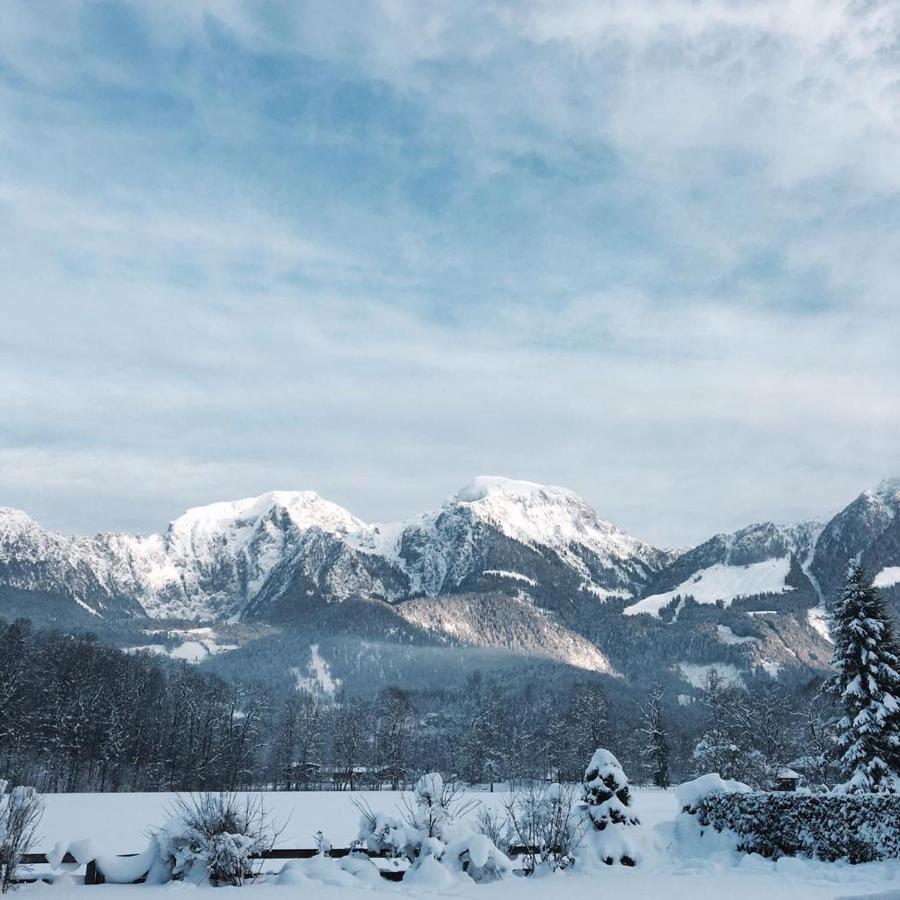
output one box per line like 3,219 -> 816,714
0,616 -> 833,794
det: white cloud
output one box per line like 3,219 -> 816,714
0,0 -> 898,546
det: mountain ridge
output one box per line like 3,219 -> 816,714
2,475 -> 899,640
0,476 -> 668,621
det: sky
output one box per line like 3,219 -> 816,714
1,0 -> 899,548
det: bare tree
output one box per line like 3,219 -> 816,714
639,684 -> 670,788
270,692 -> 324,790
374,689 -> 413,790
0,780 -> 43,893
803,693 -> 837,789
502,782 -> 585,874
331,698 -> 370,790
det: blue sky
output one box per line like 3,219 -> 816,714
2,0 -> 899,546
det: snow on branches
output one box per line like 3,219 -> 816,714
0,780 -> 43,893
580,748 -> 640,866
355,773 -> 511,884
154,793 -> 279,885
826,562 -> 900,793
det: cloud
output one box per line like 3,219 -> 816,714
0,0 -> 898,546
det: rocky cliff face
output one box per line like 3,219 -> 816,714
0,476 -> 668,622
811,478 -> 900,601
3,476 -> 900,688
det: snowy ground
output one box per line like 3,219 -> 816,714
23,789 -> 900,899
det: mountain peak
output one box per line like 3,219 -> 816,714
168,490 -> 362,539
445,475 -> 652,566
0,506 -> 37,523
870,477 -> 900,505
452,475 -> 576,505
0,507 -> 47,540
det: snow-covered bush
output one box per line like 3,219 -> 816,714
401,772 -> 465,845
313,830 -> 331,857
475,806 -> 510,853
355,773 -> 510,882
277,855 -> 381,889
356,772 -> 471,860
444,833 -> 512,883
682,783 -> 900,863
0,780 -> 43,893
48,837 -> 170,886
354,805 -> 409,859
504,782 -> 586,874
154,793 -> 277,886
675,773 -> 752,813
580,749 -> 640,866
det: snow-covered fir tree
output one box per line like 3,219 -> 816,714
826,562 -> 900,793
581,749 -> 640,866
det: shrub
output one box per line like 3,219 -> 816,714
685,789 -> 900,863
475,806 -> 509,854
155,793 -> 279,886
354,773 -> 510,882
503,782 -> 586,874
0,780 -> 43,894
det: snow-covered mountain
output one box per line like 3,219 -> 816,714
0,491 -> 364,619
624,520 -> 823,617
396,590 -> 614,674
3,475 -> 900,688
810,478 -> 900,601
623,478 -> 900,620
0,477 -> 668,622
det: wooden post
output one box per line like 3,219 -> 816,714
84,860 -> 105,885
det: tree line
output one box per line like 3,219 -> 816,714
0,614 -> 844,794
3,561 -> 898,795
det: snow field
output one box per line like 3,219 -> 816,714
624,557 -> 795,617
27,788 -> 900,899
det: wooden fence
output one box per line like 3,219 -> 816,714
20,846 -> 535,885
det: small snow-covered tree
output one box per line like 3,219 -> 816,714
155,792 -> 278,886
640,684 -> 670,788
0,780 -> 43,893
826,563 -> 900,793
581,749 -> 640,866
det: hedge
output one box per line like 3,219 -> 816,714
687,791 -> 900,864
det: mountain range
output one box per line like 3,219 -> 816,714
2,475 -> 900,691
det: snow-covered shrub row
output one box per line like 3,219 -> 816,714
684,787 -> 900,863
355,773 -> 511,883
49,793 -> 278,887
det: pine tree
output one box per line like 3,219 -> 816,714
826,562 -> 900,793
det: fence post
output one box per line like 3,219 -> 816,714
85,860 -> 105,885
